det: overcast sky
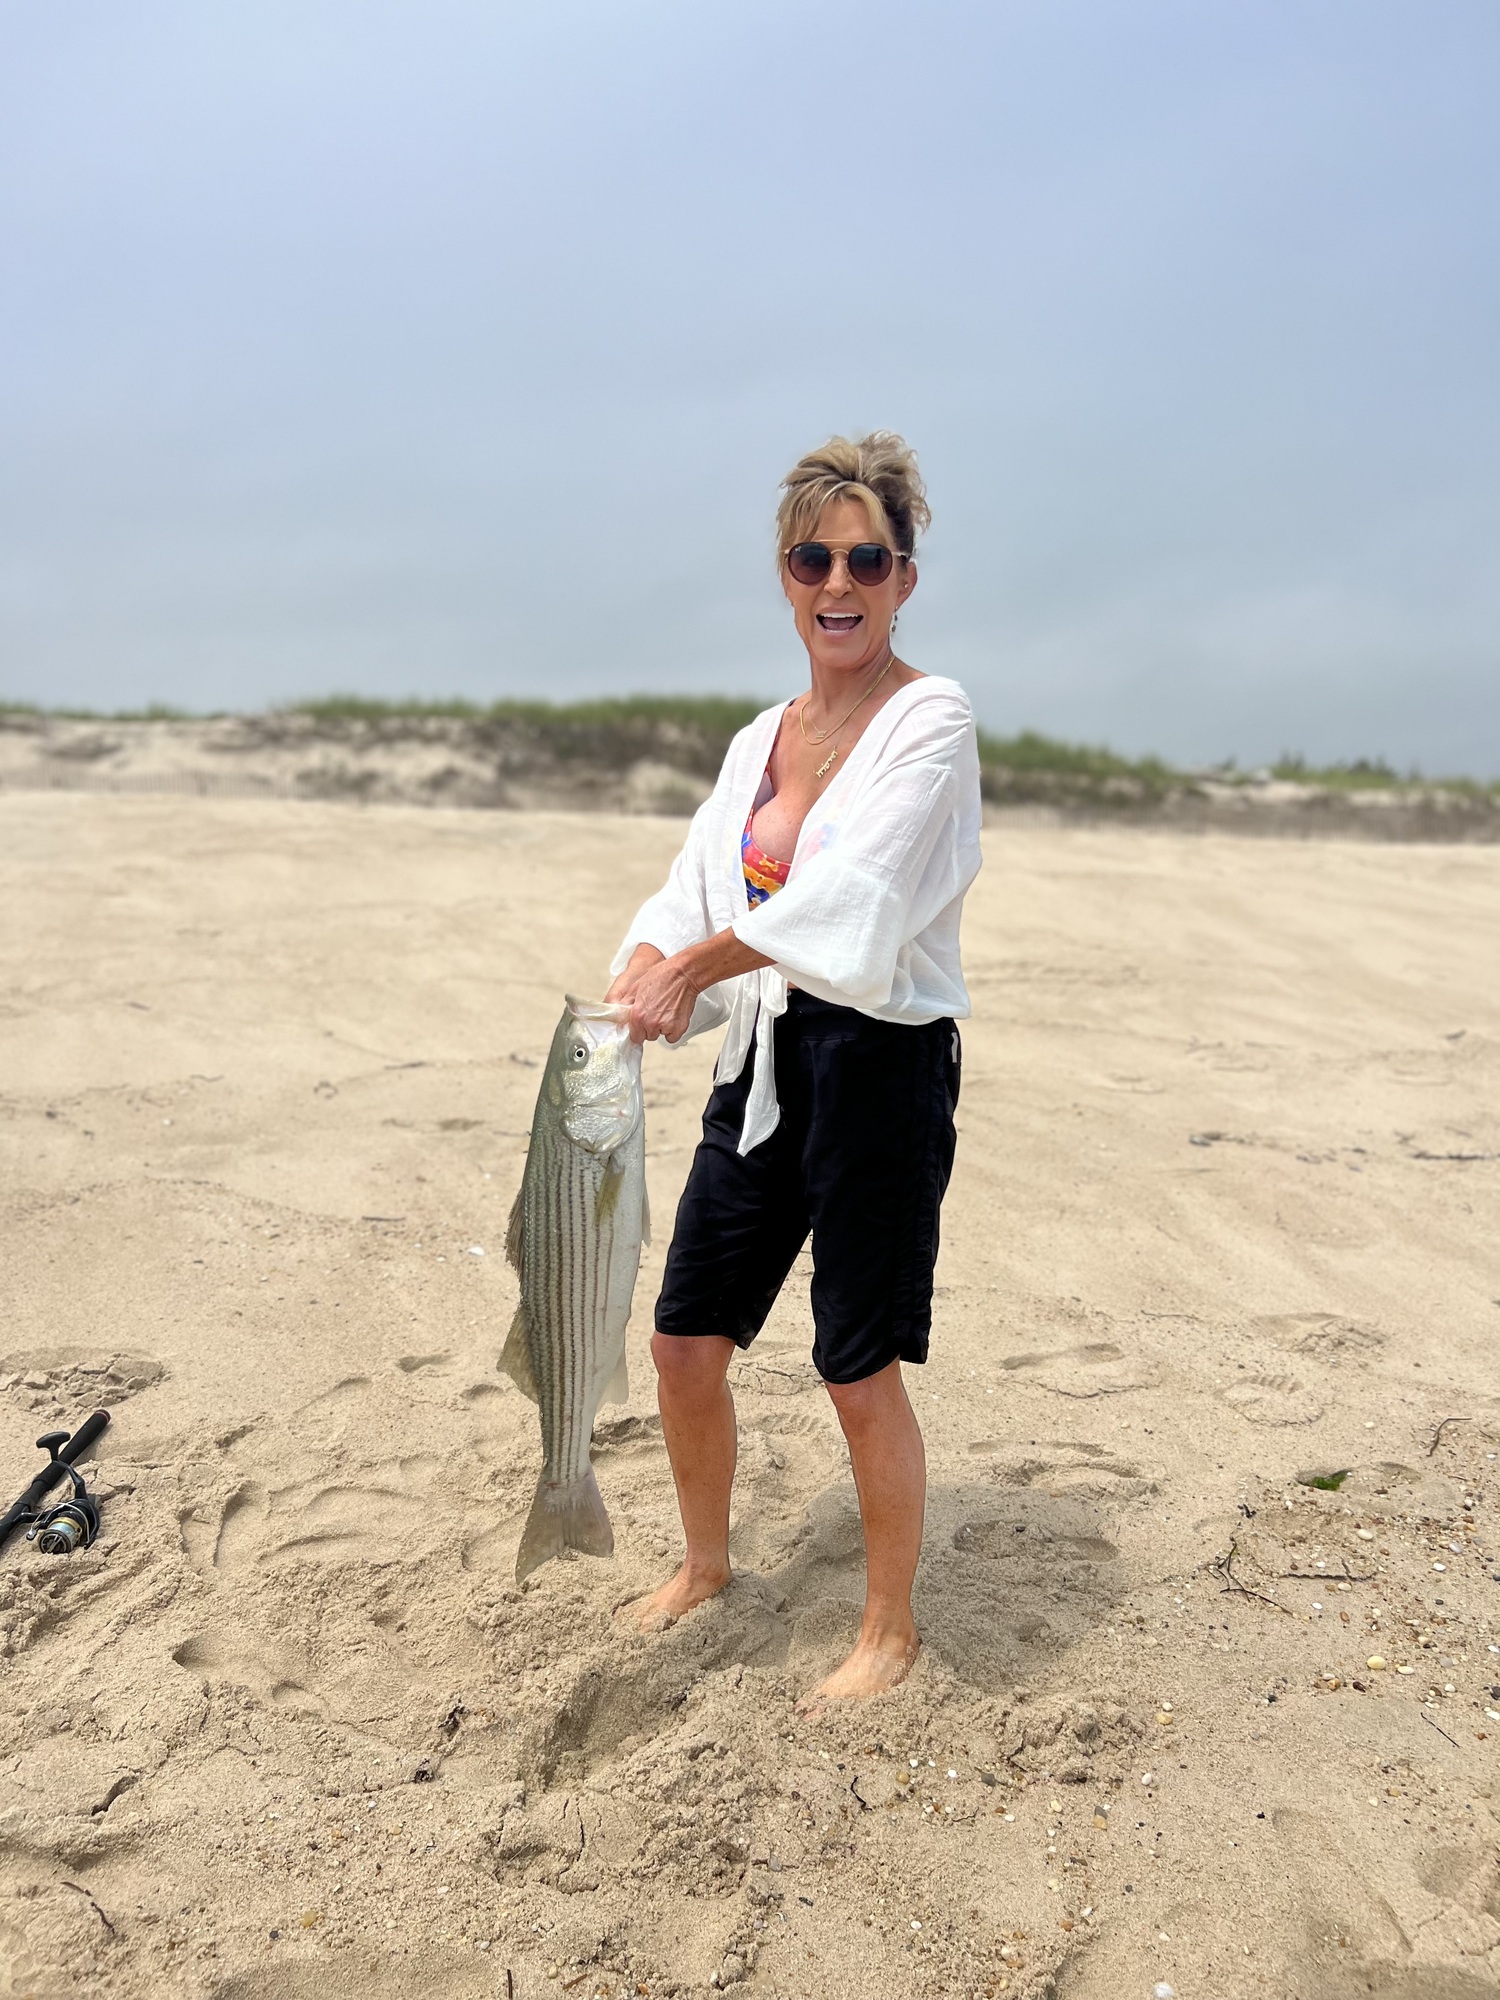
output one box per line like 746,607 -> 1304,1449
2,1 -> 1496,772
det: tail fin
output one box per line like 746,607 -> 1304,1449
515,1469 -> 614,1583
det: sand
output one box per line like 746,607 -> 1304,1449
1,793 -> 1497,2000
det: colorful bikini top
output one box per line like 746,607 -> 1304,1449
741,765 -> 791,908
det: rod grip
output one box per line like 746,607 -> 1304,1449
61,1410 -> 111,1464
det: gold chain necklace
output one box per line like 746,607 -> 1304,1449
798,651 -> 895,780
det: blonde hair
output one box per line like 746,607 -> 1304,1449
776,431 -> 930,565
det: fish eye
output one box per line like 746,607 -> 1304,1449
568,1043 -> 589,1065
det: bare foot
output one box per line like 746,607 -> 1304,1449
797,1633 -> 921,1711
615,1561 -> 730,1635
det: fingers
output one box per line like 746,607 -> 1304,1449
628,990 -> 667,1045
626,993 -> 691,1048
620,959 -> 696,1048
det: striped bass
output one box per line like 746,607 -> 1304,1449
501,996 -> 648,1583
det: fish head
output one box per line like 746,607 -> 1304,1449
546,996 -> 643,1157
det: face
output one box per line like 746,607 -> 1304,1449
782,494 -> 917,677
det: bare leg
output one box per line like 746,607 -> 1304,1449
802,1359 -> 925,1703
622,1332 -> 738,1630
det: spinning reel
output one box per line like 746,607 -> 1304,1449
26,1435 -> 102,1553
0,1411 -> 111,1558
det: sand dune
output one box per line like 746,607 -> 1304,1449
1,794 -> 1497,2000
5,708 -> 1499,840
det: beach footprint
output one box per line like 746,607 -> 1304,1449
965,1436 -> 1160,1501
183,1459 -> 442,1574
172,1628 -> 328,1719
733,1341 -> 821,1398
208,1955 -> 502,1999
535,1571 -> 791,1783
179,1478 -> 266,1575
267,1481 -> 430,1562
919,1484 -> 1125,1691
951,1515 -> 1117,1564
1254,1312 -> 1385,1360
174,1608 -> 433,1736
998,1341 -> 1159,1398
1341,1459 -> 1458,1518
0,1347 -> 165,1422
590,1412 -> 665,1456
1221,1370 -> 1324,1427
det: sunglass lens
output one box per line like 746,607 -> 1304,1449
787,543 -> 832,586
848,544 -> 894,585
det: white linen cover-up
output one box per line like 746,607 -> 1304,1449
610,676 -> 983,1155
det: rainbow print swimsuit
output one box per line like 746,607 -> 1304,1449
741,792 -> 790,908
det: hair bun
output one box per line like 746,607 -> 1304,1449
776,431 -> 930,562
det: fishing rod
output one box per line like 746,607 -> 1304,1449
0,1409 -> 111,1555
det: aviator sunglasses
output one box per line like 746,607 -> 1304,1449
783,541 -> 901,588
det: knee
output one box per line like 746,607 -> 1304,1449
824,1372 -> 885,1437
651,1331 -> 733,1396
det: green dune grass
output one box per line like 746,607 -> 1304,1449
2,694 -> 1495,800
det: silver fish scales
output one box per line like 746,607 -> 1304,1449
501,995 -> 648,1582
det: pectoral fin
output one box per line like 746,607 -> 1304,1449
505,1183 -> 525,1273
596,1155 -> 623,1223
498,1302 -> 538,1402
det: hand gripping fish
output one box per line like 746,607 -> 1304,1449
501,996 -> 649,1582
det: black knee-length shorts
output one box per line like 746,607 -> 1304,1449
654,991 -> 961,1384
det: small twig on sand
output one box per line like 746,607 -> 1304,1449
506,1973 -> 515,2000
1210,1539 -> 1290,1613
1428,1416 -> 1470,1458
1423,1711 -> 1461,1750
60,1882 -> 116,1935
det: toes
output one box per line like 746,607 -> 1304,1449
612,1591 -> 683,1636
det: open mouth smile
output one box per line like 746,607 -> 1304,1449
815,612 -> 863,633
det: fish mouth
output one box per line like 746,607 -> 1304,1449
565,994 -> 630,1022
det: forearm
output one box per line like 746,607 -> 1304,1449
678,928 -> 771,993
619,928 -> 771,1045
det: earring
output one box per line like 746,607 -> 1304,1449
891,611 -> 899,636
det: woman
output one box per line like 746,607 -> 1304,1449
606,432 -> 981,1703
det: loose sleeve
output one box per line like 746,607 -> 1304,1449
609,791 -> 719,973
729,696 -> 978,1011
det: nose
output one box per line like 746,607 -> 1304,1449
824,553 -> 853,596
